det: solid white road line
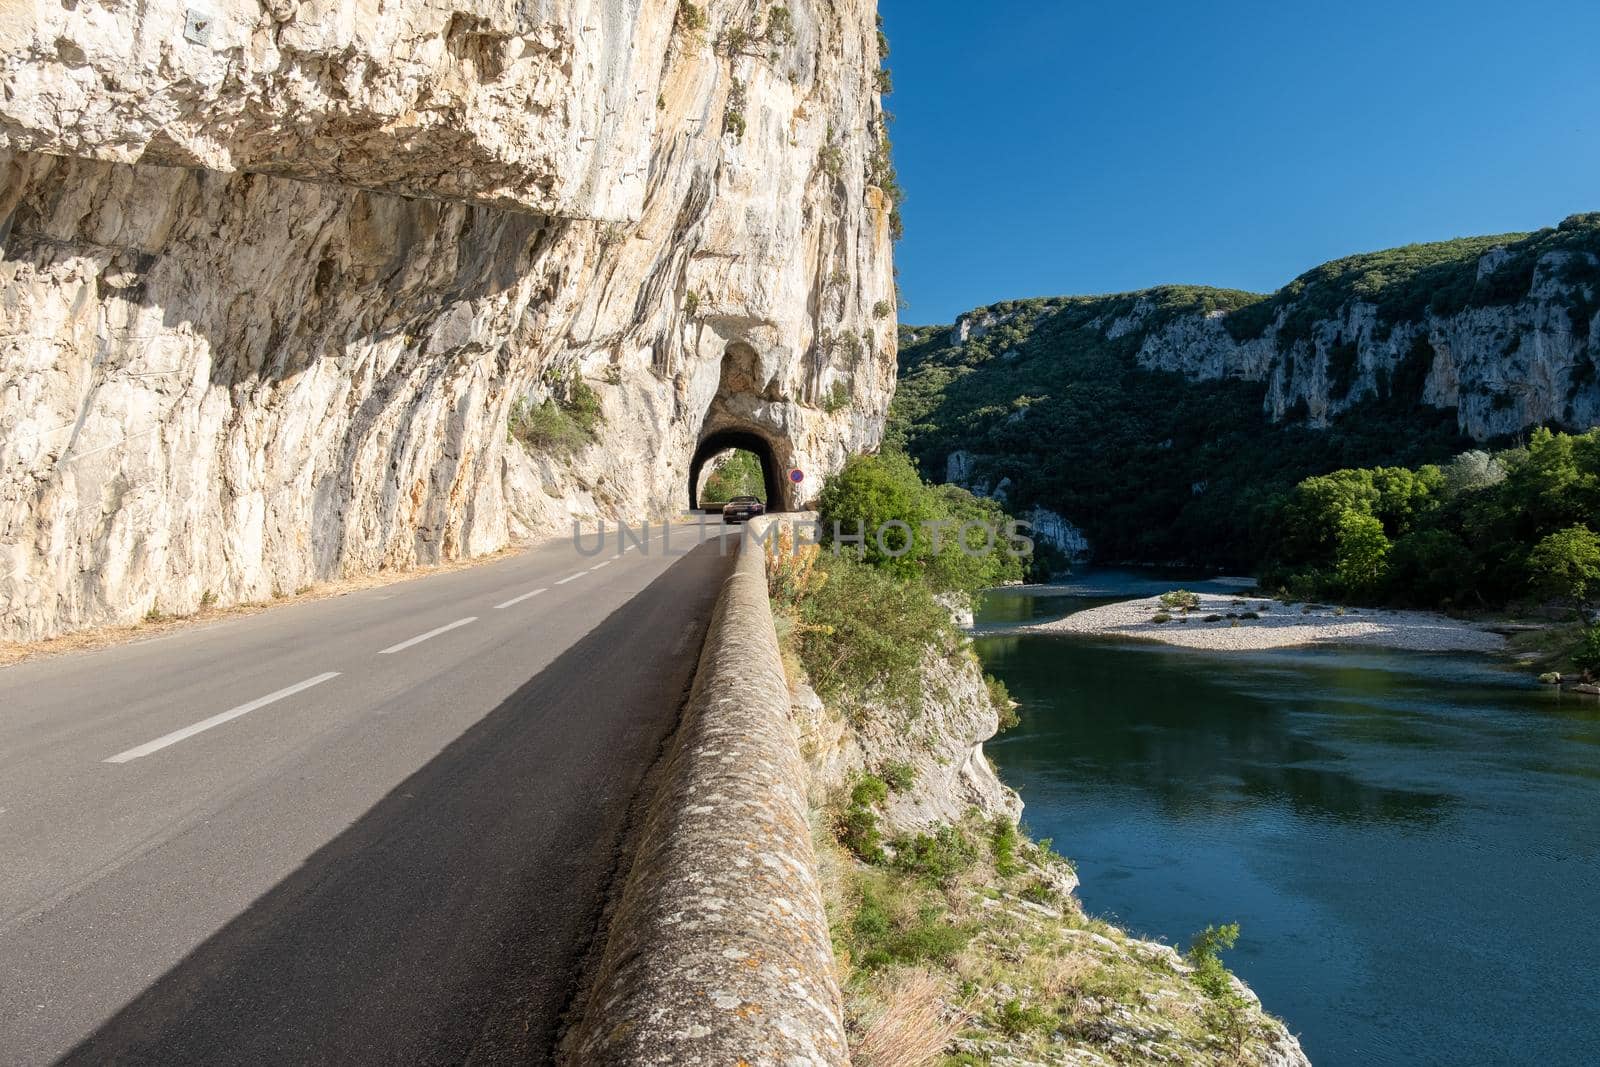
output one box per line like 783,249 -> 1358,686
590,559 -> 613,571
495,587 -> 548,610
104,672 -> 341,764
555,572 -> 586,586
377,617 -> 478,655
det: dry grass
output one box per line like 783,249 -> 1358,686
853,968 -> 968,1067
811,815 -> 859,987
1037,949 -> 1101,1000
771,608 -> 807,690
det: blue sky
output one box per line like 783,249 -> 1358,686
879,0 -> 1600,324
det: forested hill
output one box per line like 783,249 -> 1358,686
890,215 -> 1600,569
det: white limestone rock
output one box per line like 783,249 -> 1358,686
1027,506 -> 1091,563
0,0 -> 667,218
1132,245 -> 1600,439
0,0 -> 898,640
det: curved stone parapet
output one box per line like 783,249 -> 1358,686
565,514 -> 847,1065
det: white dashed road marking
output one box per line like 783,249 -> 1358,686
104,672 -> 342,764
94,528 -> 721,768
378,617 -> 478,655
495,588 -> 548,610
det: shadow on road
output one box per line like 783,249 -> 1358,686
60,541 -> 735,1066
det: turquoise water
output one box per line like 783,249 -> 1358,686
974,574 -> 1600,1067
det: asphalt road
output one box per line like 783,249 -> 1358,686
0,519 -> 739,1065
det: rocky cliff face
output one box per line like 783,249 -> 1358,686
0,0 -> 898,641
937,218 -> 1599,444
1127,242 -> 1599,439
783,592 -> 1312,1067
792,643 -> 1022,834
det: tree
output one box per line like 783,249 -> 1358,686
1501,428 -> 1600,536
1186,922 -> 1252,1059
1527,525 -> 1600,602
925,483 -> 1027,593
1275,470 -> 1380,564
786,553 -> 951,708
1386,528 -> 1474,606
1369,464 -> 1443,536
817,451 -> 939,580
1575,627 -> 1600,675
1334,509 -> 1391,599
1443,450 -> 1505,496
816,451 -> 1028,594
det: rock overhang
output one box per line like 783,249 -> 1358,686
0,0 -> 665,219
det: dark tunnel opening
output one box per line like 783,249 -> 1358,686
687,430 -> 785,512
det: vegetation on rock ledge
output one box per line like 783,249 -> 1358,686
768,461 -> 1303,1065
507,376 -> 603,455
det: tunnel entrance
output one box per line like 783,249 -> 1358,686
695,449 -> 767,507
688,430 -> 784,512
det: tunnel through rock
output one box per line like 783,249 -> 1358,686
693,447 -> 769,506
687,341 -> 796,512
688,431 -> 784,512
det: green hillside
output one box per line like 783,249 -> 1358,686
890,216 -> 1600,570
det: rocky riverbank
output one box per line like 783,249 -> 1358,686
781,590 -> 1311,1065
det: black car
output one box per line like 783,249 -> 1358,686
721,496 -> 766,524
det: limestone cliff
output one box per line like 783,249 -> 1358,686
0,0 -> 897,641
793,642 -> 1023,835
1125,225 -> 1599,439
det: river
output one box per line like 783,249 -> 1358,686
973,572 -> 1600,1067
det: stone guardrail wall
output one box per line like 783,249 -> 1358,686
566,514 -> 849,1065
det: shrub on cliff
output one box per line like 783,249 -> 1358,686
890,824 -> 980,886
816,450 -> 1027,596
985,673 -> 1019,731
879,760 -> 917,792
1186,922 -> 1253,1059
838,775 -> 889,863
778,551 -> 951,709
849,875 -> 972,971
675,2 -> 706,34
990,818 -> 1020,876
1186,922 -> 1242,998
507,378 -> 603,455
